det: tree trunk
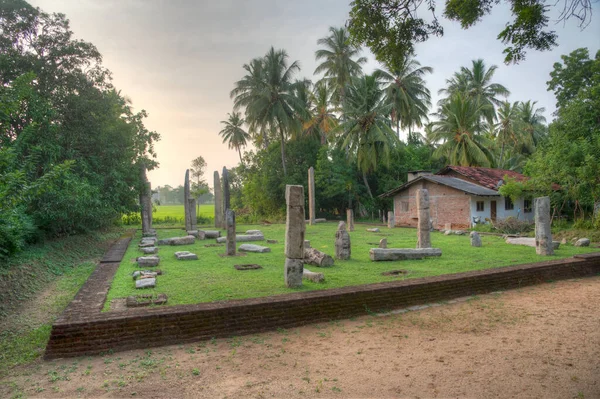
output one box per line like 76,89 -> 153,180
279,125 -> 287,176
238,146 -> 243,164
362,172 -> 374,199
397,119 -> 400,140
498,142 -> 505,167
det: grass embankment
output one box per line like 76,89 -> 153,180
0,229 -> 125,373
105,224 -> 598,309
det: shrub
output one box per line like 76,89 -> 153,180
491,217 -> 534,234
0,207 -> 36,258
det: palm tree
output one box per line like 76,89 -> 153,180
230,47 -> 306,176
375,57 -> 433,139
432,93 -> 495,167
517,100 -> 547,152
495,101 -> 520,167
303,81 -> 338,144
219,112 -> 250,164
314,26 -> 366,111
334,74 -> 399,198
439,59 -> 510,125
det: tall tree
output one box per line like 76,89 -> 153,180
432,93 -> 495,167
517,100 -> 547,151
219,112 -> 250,163
439,59 -> 510,125
314,26 -> 366,111
347,0 -> 592,65
335,74 -> 399,198
230,47 -> 305,176
375,57 -> 432,139
303,81 -> 339,145
494,101 -> 520,167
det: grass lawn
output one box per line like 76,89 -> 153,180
104,223 -> 598,309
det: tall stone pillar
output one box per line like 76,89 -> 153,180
387,211 -> 395,229
226,209 -> 236,256
214,171 -> 222,229
284,185 -> 305,288
139,165 -> 153,235
188,198 -> 197,231
184,169 -> 191,231
346,209 -> 354,232
416,189 -> 431,249
535,196 -> 554,255
222,167 -> 230,229
308,166 -> 316,225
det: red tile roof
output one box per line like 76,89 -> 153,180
437,166 -> 527,190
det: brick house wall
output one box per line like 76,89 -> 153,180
393,181 -> 471,229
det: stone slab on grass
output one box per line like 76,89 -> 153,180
238,244 -> 271,253
126,293 -> 167,308
135,278 -> 156,289
245,230 -> 263,236
137,256 -> 160,267
157,236 -> 195,246
366,228 -> 380,233
174,251 -> 198,260
506,237 -> 560,249
216,234 -> 265,243
575,238 -> 590,247
303,268 -> 324,283
139,246 -> 158,254
370,248 -> 442,261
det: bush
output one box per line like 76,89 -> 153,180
121,212 -> 142,225
491,217 -> 534,234
0,207 -> 36,258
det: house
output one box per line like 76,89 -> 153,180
380,166 -> 534,230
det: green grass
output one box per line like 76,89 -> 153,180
104,224 -> 598,309
153,204 -> 214,220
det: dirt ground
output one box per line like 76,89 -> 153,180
2,276 -> 599,399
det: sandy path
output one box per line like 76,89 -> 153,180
2,276 -> 599,398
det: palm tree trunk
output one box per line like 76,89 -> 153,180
396,118 -> 400,140
238,147 -> 243,164
362,172 -> 373,199
279,125 -> 287,176
498,142 -> 505,167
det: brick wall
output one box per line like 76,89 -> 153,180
45,240 -> 600,359
394,181 -> 471,229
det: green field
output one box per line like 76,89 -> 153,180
104,223 -> 597,309
151,204 -> 214,225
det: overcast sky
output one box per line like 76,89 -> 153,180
30,0 -> 600,188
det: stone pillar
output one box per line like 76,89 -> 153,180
184,169 -> 191,231
284,185 -> 305,288
346,209 -> 354,232
222,167 -> 230,229
387,211 -> 395,229
308,166 -> 316,225
214,171 -> 222,229
335,221 -> 351,260
416,189 -> 431,249
188,198 -> 197,231
226,209 -> 236,256
535,196 -> 554,255
139,165 -> 153,235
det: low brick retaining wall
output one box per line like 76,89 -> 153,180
45,236 -> 600,359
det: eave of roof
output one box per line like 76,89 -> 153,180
379,175 -> 500,198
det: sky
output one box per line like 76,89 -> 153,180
30,0 -> 600,189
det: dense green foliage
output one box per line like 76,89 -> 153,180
347,0 -> 593,65
0,1 -> 159,256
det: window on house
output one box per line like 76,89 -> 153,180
504,197 -> 514,211
524,198 -> 532,213
476,201 -> 484,212
400,201 -> 409,212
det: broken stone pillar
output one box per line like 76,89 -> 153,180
379,238 -> 387,248
335,221 -> 351,260
222,167 -> 230,229
470,231 -> 482,247
226,209 -> 236,256
346,209 -> 354,232
139,164 -> 153,235
304,247 -> 334,267
535,196 -> 554,255
416,189 -> 431,249
214,171 -> 222,229
308,166 -> 316,225
184,169 -> 191,231
387,211 -> 395,229
284,185 -> 305,288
